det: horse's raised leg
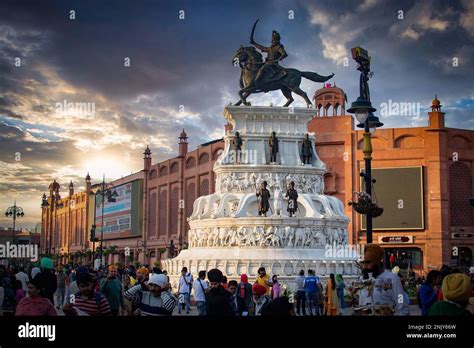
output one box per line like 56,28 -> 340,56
281,87 -> 294,107
291,86 -> 312,107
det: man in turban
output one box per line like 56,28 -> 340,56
124,273 -> 175,316
428,273 -> 472,316
136,267 -> 149,289
33,257 -> 57,305
248,283 -> 270,316
357,244 -> 407,315
205,269 -> 234,316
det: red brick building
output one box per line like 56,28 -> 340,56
309,85 -> 474,274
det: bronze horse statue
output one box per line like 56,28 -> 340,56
233,46 -> 334,107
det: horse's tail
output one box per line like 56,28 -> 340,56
301,71 -> 334,83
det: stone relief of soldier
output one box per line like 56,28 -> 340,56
285,180 -> 298,217
301,133 -> 313,165
256,180 -> 271,216
268,131 -> 279,164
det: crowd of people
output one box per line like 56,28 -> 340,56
0,243 -> 472,317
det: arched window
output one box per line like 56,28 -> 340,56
170,162 -> 179,173
199,153 -> 209,165
160,166 -> 168,177
149,170 -> 157,179
170,187 -> 179,236
186,157 -> 196,169
200,179 -> 209,196
158,189 -> 167,236
149,191 -> 157,237
449,161 -> 473,226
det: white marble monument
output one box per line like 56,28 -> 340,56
163,106 -> 360,288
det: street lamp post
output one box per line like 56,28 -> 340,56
347,46 -> 383,244
5,201 -> 25,244
41,193 -> 49,254
92,174 -> 117,266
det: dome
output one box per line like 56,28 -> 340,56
431,94 -> 442,111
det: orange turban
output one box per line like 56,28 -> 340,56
108,265 -> 117,272
137,267 -> 150,276
364,244 -> 384,263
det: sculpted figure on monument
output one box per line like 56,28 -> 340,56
294,228 -> 306,247
232,131 -> 243,164
285,226 -> 294,247
261,226 -> 274,247
233,19 -> 334,107
273,189 -> 283,216
304,227 -> 313,247
256,181 -> 271,216
315,227 -> 326,246
301,133 -> 313,165
268,131 -> 279,163
285,180 -> 298,217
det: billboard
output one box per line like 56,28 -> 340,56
361,166 -> 424,230
94,179 -> 143,238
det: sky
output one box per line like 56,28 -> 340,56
0,0 -> 473,229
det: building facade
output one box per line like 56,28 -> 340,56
40,85 -> 473,273
40,177 -> 93,264
309,85 -> 474,274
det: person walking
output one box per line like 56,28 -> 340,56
15,278 -> 56,316
295,270 -> 306,316
177,267 -> 193,314
304,270 -> 318,316
30,263 -> 41,280
419,270 -> 442,316
255,267 -> 272,296
124,273 -> 176,316
55,264 -> 68,309
248,283 -> 270,316
15,267 -> 29,292
65,266 -> 88,304
34,257 -> 57,306
205,269 -> 234,316
324,273 -> 340,316
100,265 -> 124,316
62,272 -> 111,316
228,280 -> 246,316
238,274 -> 252,312
316,282 -> 325,315
271,275 -> 281,299
193,270 -> 208,316
429,273 -> 472,316
336,274 -> 345,315
358,244 -> 407,316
